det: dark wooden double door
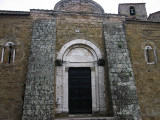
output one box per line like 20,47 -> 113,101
69,67 -> 92,114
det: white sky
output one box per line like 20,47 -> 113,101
0,0 -> 159,16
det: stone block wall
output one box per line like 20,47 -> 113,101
0,9 -> 160,120
0,15 -> 33,120
104,21 -> 141,120
118,3 -> 147,21
125,21 -> 160,120
22,19 -> 56,120
56,13 -> 105,56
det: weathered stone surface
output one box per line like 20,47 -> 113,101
148,11 -> 160,22
103,21 -> 141,120
125,21 -> 160,120
54,0 -> 104,14
0,16 -> 33,120
0,0 -> 160,120
118,3 -> 147,21
22,19 -> 56,120
55,14 -> 105,56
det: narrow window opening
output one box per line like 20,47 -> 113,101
145,46 -> 156,64
130,6 -> 136,16
8,45 -> 12,63
146,49 -> 150,62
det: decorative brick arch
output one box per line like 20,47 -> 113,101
55,39 -> 106,115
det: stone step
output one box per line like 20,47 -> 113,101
55,117 -> 116,120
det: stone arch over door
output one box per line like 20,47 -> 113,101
55,39 -> 106,115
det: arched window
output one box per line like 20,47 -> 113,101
144,46 -> 156,64
130,6 -> 136,15
1,42 -> 16,64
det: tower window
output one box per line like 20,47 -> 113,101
130,6 -> 136,15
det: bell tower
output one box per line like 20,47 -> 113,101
118,3 -> 147,21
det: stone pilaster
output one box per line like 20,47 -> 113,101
22,19 -> 56,120
104,21 -> 141,120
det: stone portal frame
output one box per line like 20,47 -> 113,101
55,39 -> 106,115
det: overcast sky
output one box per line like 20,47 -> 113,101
0,0 -> 159,16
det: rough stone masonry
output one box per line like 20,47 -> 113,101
0,0 -> 160,119
104,21 -> 141,120
22,19 -> 56,120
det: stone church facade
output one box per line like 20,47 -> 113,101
0,0 -> 160,120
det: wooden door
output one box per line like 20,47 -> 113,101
69,67 -> 92,114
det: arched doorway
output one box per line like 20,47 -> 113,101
55,39 -> 106,115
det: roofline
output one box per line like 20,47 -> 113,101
148,11 -> 160,20
0,9 -> 121,17
30,9 -> 117,15
30,9 -> 125,18
119,3 -> 146,5
149,11 -> 160,16
0,10 -> 30,16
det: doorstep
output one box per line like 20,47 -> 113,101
54,116 -> 116,120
